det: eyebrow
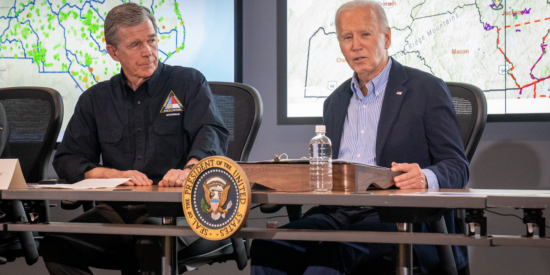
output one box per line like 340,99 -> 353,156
339,31 -> 352,37
126,34 -> 157,46
341,28 -> 373,35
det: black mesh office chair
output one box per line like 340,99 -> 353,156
175,82 -> 263,273
448,82 -> 487,163
0,102 -> 8,157
444,82 -> 487,275
0,87 -> 64,265
209,82 -> 263,162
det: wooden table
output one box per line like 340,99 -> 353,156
1,186 -> 487,207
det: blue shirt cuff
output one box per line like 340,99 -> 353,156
422,168 -> 439,189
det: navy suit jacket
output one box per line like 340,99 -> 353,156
323,58 -> 468,188
322,58 -> 469,271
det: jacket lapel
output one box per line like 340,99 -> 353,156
376,59 -> 409,162
329,80 -> 353,158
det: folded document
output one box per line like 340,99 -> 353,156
29,178 -> 130,189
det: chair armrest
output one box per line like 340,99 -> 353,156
9,200 -> 39,265
259,204 -> 284,213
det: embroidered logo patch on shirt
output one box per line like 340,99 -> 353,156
160,91 -> 184,113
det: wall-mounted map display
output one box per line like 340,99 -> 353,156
0,0 -> 237,139
280,0 -> 550,123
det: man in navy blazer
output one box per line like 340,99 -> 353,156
322,35 -> 470,275
251,1 -> 468,274
324,55 -> 468,191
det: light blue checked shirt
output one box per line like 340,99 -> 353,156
338,59 -> 439,189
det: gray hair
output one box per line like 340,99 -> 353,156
335,1 -> 389,34
104,2 -> 158,47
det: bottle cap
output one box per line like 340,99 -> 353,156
315,125 -> 326,134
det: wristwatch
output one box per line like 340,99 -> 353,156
183,164 -> 196,171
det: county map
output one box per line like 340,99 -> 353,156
0,0 -> 233,137
287,0 -> 550,117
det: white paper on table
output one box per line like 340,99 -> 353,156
390,190 -> 550,197
389,192 -> 489,197
28,178 -> 131,189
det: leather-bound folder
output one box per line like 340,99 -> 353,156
238,159 -> 402,193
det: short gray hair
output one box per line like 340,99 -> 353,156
104,2 -> 158,47
335,1 -> 389,34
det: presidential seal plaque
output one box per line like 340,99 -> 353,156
182,156 -> 251,241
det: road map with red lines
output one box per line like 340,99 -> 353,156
497,16 -> 549,98
286,0 -> 550,117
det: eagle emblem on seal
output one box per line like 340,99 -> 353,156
201,177 -> 233,221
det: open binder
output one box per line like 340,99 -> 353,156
238,159 -> 402,193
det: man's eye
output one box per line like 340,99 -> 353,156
363,33 -> 370,37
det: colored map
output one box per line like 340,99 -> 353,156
287,0 -> 550,117
0,0 -> 234,138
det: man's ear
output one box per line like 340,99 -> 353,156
384,27 -> 392,50
106,44 -> 120,62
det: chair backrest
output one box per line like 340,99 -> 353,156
209,82 -> 263,162
0,102 -> 9,156
445,82 -> 488,274
446,82 -> 487,162
0,87 -> 63,183
206,82 -> 262,270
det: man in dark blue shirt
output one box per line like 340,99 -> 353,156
41,3 -> 228,274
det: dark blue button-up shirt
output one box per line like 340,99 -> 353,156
54,62 -> 228,184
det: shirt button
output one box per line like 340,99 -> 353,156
137,101 -> 141,104
138,156 -> 142,160
363,105 -> 366,109
138,128 -> 142,132
361,130 -> 364,134
357,154 -> 361,158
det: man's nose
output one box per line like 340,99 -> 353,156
351,36 -> 362,51
141,43 -> 153,56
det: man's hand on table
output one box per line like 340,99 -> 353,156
85,168 -> 153,186
391,162 -> 427,189
119,170 -> 153,186
159,158 -> 200,187
159,169 -> 190,187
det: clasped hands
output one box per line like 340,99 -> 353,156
391,162 -> 427,189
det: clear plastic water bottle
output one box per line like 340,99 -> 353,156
309,125 -> 333,192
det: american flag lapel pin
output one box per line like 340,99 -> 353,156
396,91 -> 402,95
